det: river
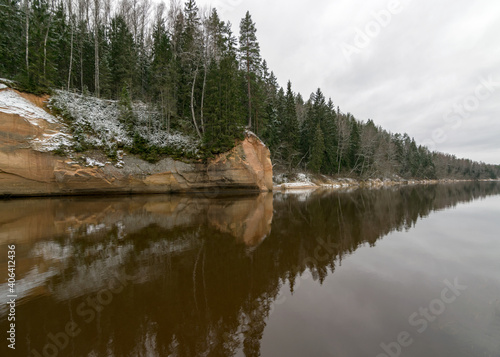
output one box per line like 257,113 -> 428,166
1,182 -> 500,356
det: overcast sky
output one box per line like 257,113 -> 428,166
192,0 -> 500,164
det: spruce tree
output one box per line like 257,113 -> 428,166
347,118 -> 361,171
22,0 -> 55,90
202,15 -> 244,153
119,86 -> 136,135
300,89 -> 326,165
51,2 -> 71,89
151,13 -> 175,132
239,11 -> 261,129
321,98 -> 338,174
261,70 -> 279,153
282,81 -> 300,165
0,0 -> 23,78
108,14 -> 136,98
273,87 -> 286,159
309,123 -> 325,173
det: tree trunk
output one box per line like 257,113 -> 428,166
200,63 -> 206,134
43,27 -> 49,78
79,0 -> 86,92
191,66 -> 202,139
24,0 -> 29,72
246,44 -> 252,128
67,20 -> 74,90
43,2 -> 53,80
165,87 -> 171,134
247,63 -> 252,128
80,47 -> 84,92
93,0 -> 100,97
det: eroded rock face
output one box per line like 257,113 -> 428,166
0,88 -> 272,196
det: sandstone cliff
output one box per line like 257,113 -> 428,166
0,87 -> 273,196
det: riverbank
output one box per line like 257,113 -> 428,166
0,86 -> 273,197
273,172 -> 499,191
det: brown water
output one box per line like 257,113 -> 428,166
1,182 -> 500,357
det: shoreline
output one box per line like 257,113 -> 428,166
2,178 -> 498,200
274,178 -> 500,191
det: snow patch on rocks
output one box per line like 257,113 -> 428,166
0,88 -> 58,125
0,88 -> 74,152
31,132 -> 73,152
84,157 -> 107,167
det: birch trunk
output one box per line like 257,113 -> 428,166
191,66 -> 202,139
200,64 -> 206,134
67,20 -> 74,90
24,0 -> 29,72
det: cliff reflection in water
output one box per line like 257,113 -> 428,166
1,182 -> 499,356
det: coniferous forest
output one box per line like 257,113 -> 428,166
1,0 -> 499,180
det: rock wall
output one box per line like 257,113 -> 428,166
0,88 -> 273,196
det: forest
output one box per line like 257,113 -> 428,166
1,0 -> 499,179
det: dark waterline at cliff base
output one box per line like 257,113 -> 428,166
1,182 -> 500,356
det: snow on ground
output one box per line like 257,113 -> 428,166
0,87 -> 199,157
0,88 -> 58,125
30,131 -> 73,152
280,181 -> 317,188
277,172 -> 317,189
274,172 -> 365,191
0,77 -> 14,84
51,90 -> 200,154
244,129 -> 266,147
51,90 -> 131,150
85,157 -> 107,167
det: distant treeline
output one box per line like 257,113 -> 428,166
1,0 -> 498,178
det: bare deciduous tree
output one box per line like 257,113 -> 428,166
67,0 -> 75,90
93,0 -> 100,97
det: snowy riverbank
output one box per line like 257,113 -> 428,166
273,172 -> 497,191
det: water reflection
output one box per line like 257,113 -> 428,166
0,182 -> 499,356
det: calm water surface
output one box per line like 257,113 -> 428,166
1,182 -> 500,357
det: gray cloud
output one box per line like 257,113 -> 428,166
195,0 -> 500,164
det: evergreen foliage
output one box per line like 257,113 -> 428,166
238,11 -> 261,129
0,0 -> 498,178
309,123 -> 325,173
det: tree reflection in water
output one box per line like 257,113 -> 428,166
1,182 -> 499,356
